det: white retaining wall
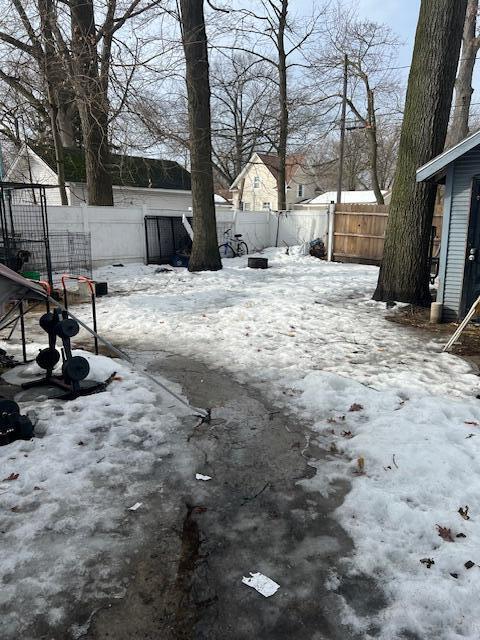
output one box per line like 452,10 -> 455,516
45,204 -> 329,266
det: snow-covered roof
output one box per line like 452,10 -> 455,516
416,128 -> 480,182
308,190 -> 386,205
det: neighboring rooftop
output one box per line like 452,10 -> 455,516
256,153 -> 305,184
32,146 -> 192,191
230,152 -> 306,189
308,190 -> 387,205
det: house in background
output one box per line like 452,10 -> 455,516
6,145 -> 193,210
229,152 -> 318,211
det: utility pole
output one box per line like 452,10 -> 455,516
336,54 -> 348,205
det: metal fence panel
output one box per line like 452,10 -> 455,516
144,215 -> 192,264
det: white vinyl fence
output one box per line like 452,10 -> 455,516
45,204 -> 329,267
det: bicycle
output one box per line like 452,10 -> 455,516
218,228 -> 249,258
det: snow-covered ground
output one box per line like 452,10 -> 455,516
0,351 -> 193,637
2,248 -> 480,639
88,249 -> 480,640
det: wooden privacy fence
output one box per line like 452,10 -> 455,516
333,204 -> 443,265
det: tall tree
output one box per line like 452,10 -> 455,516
70,0 -> 113,205
210,53 -> 277,186
316,10 -> 401,204
373,0 -> 467,304
450,0 -> 480,146
179,0 -> 221,272
235,0 -> 319,211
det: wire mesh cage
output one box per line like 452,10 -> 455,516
49,232 -> 92,279
145,215 -> 192,264
0,183 -> 92,285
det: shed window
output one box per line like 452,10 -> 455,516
297,184 -> 304,198
242,201 -> 251,211
253,176 -> 260,189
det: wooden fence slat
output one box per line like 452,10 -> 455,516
333,206 -> 443,265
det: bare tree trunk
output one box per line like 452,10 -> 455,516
57,103 -> 77,148
179,0 -> 221,272
276,0 -> 288,212
70,0 -> 113,206
38,0 -> 68,204
366,89 -> 384,205
373,0 -> 467,304
48,97 -> 69,205
450,0 -> 480,146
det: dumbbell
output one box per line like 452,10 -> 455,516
36,348 -> 60,371
39,312 -> 57,333
62,356 -> 90,383
55,318 -> 80,339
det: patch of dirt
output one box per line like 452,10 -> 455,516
386,305 -> 480,357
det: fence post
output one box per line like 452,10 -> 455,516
327,202 -> 335,262
80,202 -> 90,234
141,205 -> 149,264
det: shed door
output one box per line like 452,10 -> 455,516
464,178 -> 480,314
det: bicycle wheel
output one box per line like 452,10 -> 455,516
236,241 -> 249,257
218,243 -> 235,258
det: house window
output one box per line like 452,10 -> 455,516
253,176 -> 260,189
262,202 -> 271,210
297,184 -> 304,198
242,201 -> 251,211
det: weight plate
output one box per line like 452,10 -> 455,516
39,312 -> 56,332
36,348 -> 60,370
55,318 -> 80,339
62,356 -> 90,382
0,399 -> 20,415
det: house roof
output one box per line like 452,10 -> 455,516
229,152 -> 304,190
416,128 -> 480,183
308,190 -> 386,205
32,146 -> 191,191
256,153 -> 304,184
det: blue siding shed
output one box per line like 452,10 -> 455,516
417,130 -> 480,321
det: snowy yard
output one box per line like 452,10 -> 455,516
2,248 -> 480,639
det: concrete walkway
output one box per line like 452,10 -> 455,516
83,353 -> 385,640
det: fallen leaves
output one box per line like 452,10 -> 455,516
458,506 -> 470,520
464,420 -> 479,427
465,560 -> 475,570
420,558 -> 435,568
3,473 -> 19,481
341,430 -> 353,438
353,457 -> 365,475
436,525 -> 454,542
349,403 -> 364,412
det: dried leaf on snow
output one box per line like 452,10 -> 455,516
349,403 -> 364,412
436,525 -> 455,542
458,506 -> 470,520
3,473 -> 19,481
420,558 -> 435,568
